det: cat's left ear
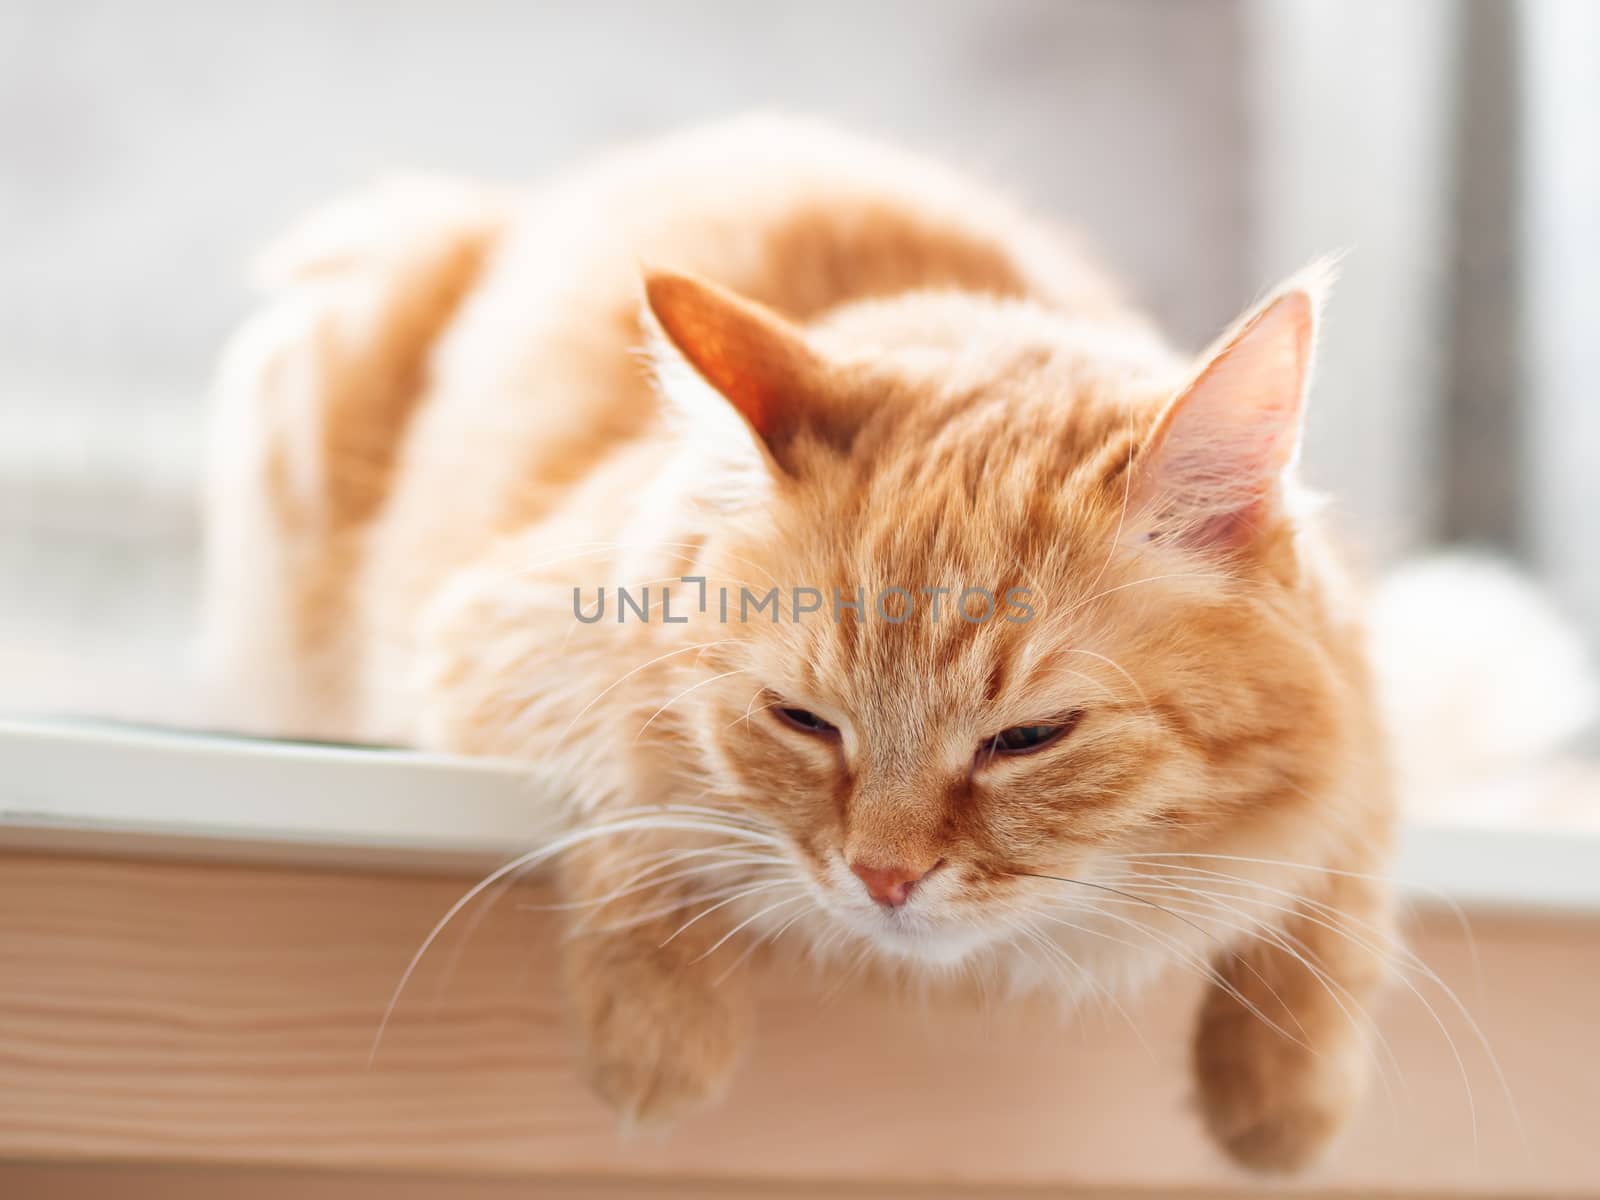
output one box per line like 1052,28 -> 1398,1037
1132,262 -> 1331,548
643,269 -> 829,483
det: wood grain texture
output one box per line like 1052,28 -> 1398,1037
0,1161 -> 1466,1200
1,853 -> 1596,1195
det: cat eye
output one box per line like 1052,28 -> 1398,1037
982,711 -> 1083,758
774,705 -> 839,736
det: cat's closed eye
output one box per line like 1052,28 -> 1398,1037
981,711 -> 1083,758
773,704 -> 838,736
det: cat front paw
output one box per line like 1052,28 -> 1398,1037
567,949 -> 748,1130
1193,994 -> 1366,1171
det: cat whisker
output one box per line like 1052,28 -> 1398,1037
567,874 -> 792,938
1011,871 -> 1217,945
423,856 -> 543,1020
1007,909 -> 1159,1061
1123,848 -> 1485,976
370,813 -> 786,1062
726,690 -> 784,732
819,940 -> 877,1007
645,802 -> 780,834
657,878 -> 800,949
634,667 -> 752,740
1105,862 -> 1520,1143
1074,876 -> 1387,1060
1047,901 -> 1274,1038
1055,647 -> 1153,713
691,890 -> 812,965
522,850 -> 786,915
1076,879 -> 1403,1115
1043,666 -> 1122,707
1159,882 -> 1408,1121
636,803 -> 779,837
994,913 -> 1068,996
1020,870 -> 1312,1049
556,802 -> 785,850
556,639 -> 739,744
1118,848 -> 1496,1030
712,902 -> 814,987
997,905 -> 1154,1057
1110,861 -> 1423,969
1033,896 -> 1308,1051
1114,850 -> 1473,928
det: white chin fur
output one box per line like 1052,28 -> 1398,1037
812,857 -> 997,966
829,904 -> 996,966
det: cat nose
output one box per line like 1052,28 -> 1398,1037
849,859 -> 940,908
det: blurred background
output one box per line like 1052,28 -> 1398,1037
1,0 -> 1596,820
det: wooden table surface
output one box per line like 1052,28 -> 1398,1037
1,851 -> 1596,1197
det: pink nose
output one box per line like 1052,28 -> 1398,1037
849,860 -> 938,908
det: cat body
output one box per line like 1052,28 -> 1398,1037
206,116 -> 1395,1171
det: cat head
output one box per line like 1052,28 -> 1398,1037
642,266 -> 1356,968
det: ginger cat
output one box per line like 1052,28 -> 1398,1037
205,116 -> 1395,1171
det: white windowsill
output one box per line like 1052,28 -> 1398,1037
2,715 -> 1598,914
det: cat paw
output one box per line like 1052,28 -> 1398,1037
1193,1007 -> 1365,1172
1201,1089 -> 1344,1172
569,956 -> 747,1130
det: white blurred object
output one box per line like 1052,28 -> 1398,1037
1372,553 -> 1600,825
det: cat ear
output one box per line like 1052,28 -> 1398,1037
1132,264 -> 1330,548
643,269 -> 824,479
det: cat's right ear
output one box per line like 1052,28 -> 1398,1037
642,270 -> 826,485
1128,262 -> 1330,551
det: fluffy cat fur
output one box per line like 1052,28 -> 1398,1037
205,116 -> 1395,1172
